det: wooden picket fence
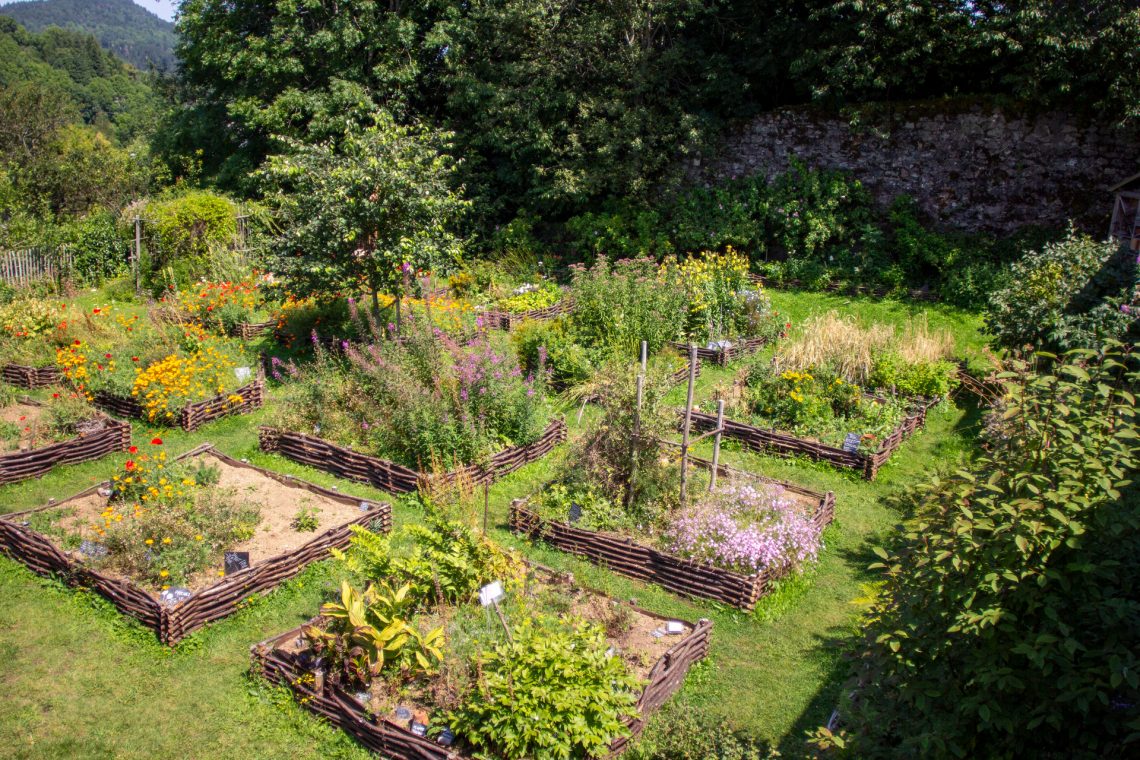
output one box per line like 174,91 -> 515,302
0,248 -> 74,287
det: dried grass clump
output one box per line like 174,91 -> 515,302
775,311 -> 954,383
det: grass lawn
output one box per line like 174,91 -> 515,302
0,289 -> 988,758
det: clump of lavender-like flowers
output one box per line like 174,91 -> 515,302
664,483 -> 821,575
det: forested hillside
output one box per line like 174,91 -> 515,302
0,0 -> 175,70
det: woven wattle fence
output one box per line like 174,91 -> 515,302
2,363 -> 63,389
685,397 -> 940,480
510,457 -> 835,610
230,320 -> 276,340
668,336 -> 772,366
259,419 -> 567,495
251,576 -> 712,759
0,414 -> 131,486
0,445 -> 393,645
480,297 -> 572,331
93,378 -> 264,432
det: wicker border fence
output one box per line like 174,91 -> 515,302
2,363 -> 63,389
480,297 -> 572,331
509,456 -> 835,610
668,336 -> 772,366
93,378 -> 264,432
0,410 -> 131,486
229,320 -> 277,340
259,418 -> 567,495
685,397 -> 940,480
0,444 -> 393,644
250,576 -> 712,759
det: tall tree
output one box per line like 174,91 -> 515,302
260,113 -> 469,318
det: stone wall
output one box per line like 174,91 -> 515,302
695,103 -> 1140,234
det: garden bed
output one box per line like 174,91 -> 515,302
669,336 -> 772,366
0,444 -> 393,644
259,419 -> 568,494
685,396 -> 940,480
93,378 -> 264,432
229,320 -> 277,340
0,401 -> 131,486
510,456 -> 835,610
480,298 -> 572,330
251,568 -> 712,758
2,363 -> 63,389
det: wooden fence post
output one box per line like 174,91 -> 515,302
133,216 -> 142,295
625,373 -> 644,509
709,399 -> 725,492
679,345 -> 698,505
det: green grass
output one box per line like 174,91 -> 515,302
0,288 -> 987,757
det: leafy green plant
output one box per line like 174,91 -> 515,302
448,615 -> 641,760
304,580 -> 445,689
496,281 -> 561,313
816,344 -> 1140,757
290,505 -> 320,533
986,230 -> 1137,352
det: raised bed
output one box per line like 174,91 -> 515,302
259,419 -> 568,494
229,320 -> 276,340
685,396 -> 940,480
251,571 -> 712,759
669,336 -> 772,366
0,444 -> 393,644
93,377 -> 264,432
480,297 -> 572,331
0,404 -> 131,486
510,457 -> 835,610
2,363 -> 62,389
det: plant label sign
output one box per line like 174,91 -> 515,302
842,432 -> 861,453
224,551 -> 250,575
234,366 -> 252,382
568,501 -> 582,523
478,581 -> 504,607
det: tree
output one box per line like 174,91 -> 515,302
813,345 -> 1140,757
0,80 -> 75,165
261,113 -> 469,322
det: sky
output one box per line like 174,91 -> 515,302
0,0 -> 177,22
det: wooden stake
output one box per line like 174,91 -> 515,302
133,216 -> 141,296
679,345 -> 698,505
640,340 -> 648,374
491,599 -> 514,645
625,373 -> 644,508
709,399 -> 725,492
482,479 -> 490,535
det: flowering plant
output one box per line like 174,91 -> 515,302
177,274 -> 273,333
664,247 -> 782,343
90,442 -> 261,588
272,318 -> 548,469
663,483 -> 821,574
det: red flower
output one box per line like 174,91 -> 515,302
104,353 -> 112,359
150,437 -> 163,445
125,460 -> 136,470
92,308 -> 100,314
52,393 -> 59,399
131,357 -> 139,362
128,445 -> 138,454
18,416 -> 25,421
97,364 -> 103,371
73,339 -> 81,346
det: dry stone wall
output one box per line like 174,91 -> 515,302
695,102 -> 1140,234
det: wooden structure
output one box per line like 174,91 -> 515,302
2,363 -> 63,389
93,378 -> 264,432
510,455 -> 835,610
251,570 -> 712,759
1109,172 -> 1140,251
480,296 -> 572,331
0,247 -> 74,287
0,445 -> 393,644
0,406 -> 131,486
259,419 -> 568,495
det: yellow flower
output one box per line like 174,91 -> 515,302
145,538 -> 154,545
162,537 -> 172,544
159,570 -> 169,578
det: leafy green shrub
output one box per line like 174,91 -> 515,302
447,615 -> 641,760
628,701 -> 778,760
66,210 -> 127,285
495,281 -> 561,313
533,483 -> 630,533
568,255 -> 687,361
512,316 -> 594,387
814,344 -> 1140,757
565,201 -> 672,261
138,190 -> 239,292
986,230 -> 1137,352
869,353 -> 960,398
